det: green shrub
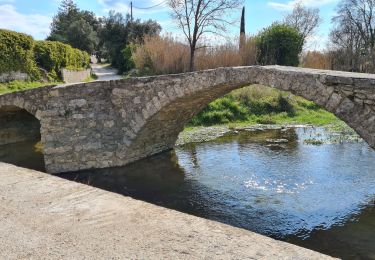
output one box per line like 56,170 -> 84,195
255,23 -> 303,66
190,97 -> 248,126
189,85 -> 340,127
34,41 -> 90,81
0,80 -> 56,94
118,44 -> 136,73
277,94 -> 295,116
0,29 -> 40,80
256,116 -> 277,124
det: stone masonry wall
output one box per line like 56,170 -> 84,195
0,66 -> 374,173
61,69 -> 91,84
0,71 -> 29,83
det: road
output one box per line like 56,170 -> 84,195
91,63 -> 123,81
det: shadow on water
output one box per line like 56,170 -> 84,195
1,127 -> 375,259
0,140 -> 45,172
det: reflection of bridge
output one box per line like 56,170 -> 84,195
1,66 -> 374,173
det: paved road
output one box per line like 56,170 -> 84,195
0,163 -> 334,259
91,63 -> 122,81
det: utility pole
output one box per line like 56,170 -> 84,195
130,1 -> 133,21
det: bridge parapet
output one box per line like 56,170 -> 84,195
0,66 -> 374,173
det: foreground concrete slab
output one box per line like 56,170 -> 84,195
0,163 -> 335,259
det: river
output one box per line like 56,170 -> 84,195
1,126 -> 374,259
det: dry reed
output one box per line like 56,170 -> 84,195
132,35 -> 258,75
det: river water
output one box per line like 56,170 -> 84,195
1,127 -> 375,259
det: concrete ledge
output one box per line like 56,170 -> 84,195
0,163 -> 334,259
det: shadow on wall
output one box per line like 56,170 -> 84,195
0,106 -> 45,171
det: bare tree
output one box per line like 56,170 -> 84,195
330,19 -> 363,72
168,0 -> 243,71
332,0 -> 375,72
337,0 -> 375,50
284,1 -> 322,48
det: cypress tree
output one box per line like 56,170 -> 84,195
240,7 -> 246,50
240,7 -> 245,35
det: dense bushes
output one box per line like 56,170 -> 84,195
190,97 -> 248,126
34,41 -> 90,80
0,29 -> 40,80
0,29 -> 90,82
255,24 -> 303,66
189,86 -> 296,126
117,45 -> 136,74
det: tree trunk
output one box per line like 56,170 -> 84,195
189,46 -> 195,72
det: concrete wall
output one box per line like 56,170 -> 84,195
61,69 -> 91,84
0,71 -> 29,83
0,66 -> 375,173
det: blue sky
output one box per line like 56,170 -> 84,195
0,0 -> 340,50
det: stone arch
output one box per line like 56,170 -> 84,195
0,105 -> 41,145
0,105 -> 45,170
124,66 -> 375,164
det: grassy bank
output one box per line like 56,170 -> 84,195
0,80 -> 59,94
188,85 -> 341,127
0,71 -> 98,94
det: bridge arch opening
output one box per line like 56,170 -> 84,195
0,105 -> 45,171
128,73 -> 368,164
185,84 -> 329,127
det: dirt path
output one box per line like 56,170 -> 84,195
0,162 -> 335,259
91,63 -> 122,81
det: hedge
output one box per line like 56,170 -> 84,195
34,41 -> 90,81
0,29 -> 90,82
0,29 -> 40,80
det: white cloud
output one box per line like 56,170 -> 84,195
268,0 -> 338,11
0,4 -> 51,39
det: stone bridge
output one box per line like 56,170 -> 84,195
1,66 -> 375,173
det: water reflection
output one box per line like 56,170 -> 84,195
0,140 -> 45,171
61,128 -> 375,259
1,127 -> 375,259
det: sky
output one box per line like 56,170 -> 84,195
0,0 -> 340,50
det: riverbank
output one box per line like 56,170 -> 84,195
188,85 -> 341,127
0,80 -> 58,94
180,85 -> 360,146
0,162 -> 333,259
178,122 -> 361,146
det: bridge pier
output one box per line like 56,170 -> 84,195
0,66 -> 374,173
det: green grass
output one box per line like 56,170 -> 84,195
188,85 -> 342,127
0,80 -> 60,94
84,73 -> 98,82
